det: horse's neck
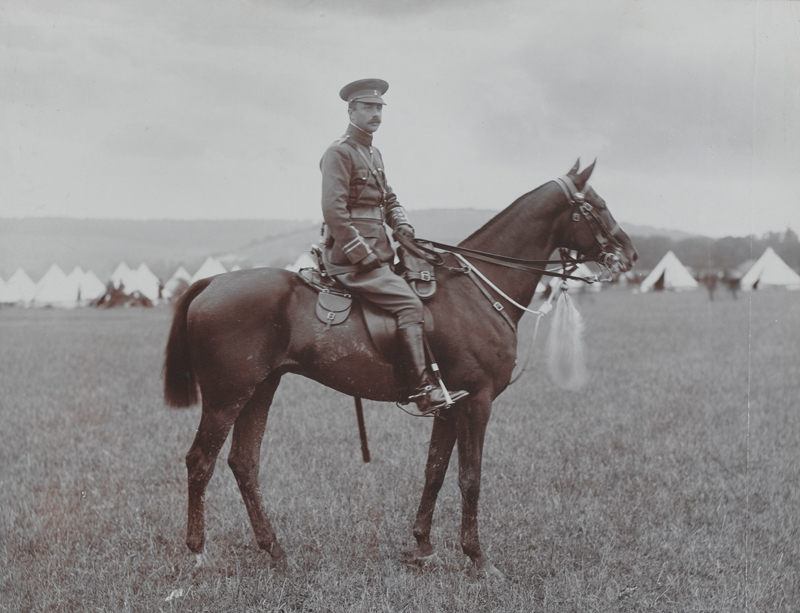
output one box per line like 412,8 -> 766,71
459,186 -> 560,323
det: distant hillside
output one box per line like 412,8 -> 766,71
0,212 -> 696,282
623,223 -> 697,241
0,211 -> 501,280
0,218 -> 314,280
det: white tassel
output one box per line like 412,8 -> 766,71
546,289 -> 588,390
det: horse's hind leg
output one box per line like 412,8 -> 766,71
227,374 -> 286,568
412,412 -> 458,561
185,398 -> 244,561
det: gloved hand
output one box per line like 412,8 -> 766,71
394,224 -> 415,239
358,252 -> 381,273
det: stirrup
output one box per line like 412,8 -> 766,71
408,385 -> 469,416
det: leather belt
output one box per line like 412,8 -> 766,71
349,206 -> 383,221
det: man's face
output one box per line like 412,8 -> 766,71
348,102 -> 383,134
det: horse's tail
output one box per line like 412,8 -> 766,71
163,278 -> 213,408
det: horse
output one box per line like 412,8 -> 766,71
162,159 -> 638,573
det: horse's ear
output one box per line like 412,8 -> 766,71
573,158 -> 596,190
568,158 -> 580,176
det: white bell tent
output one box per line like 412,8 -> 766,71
33,264 -> 79,308
67,266 -> 85,288
131,263 -> 161,302
77,269 -> 107,302
110,262 -> 134,290
639,251 -> 698,292
739,247 -> 800,291
163,265 -> 192,300
0,268 -> 37,305
190,257 -> 227,283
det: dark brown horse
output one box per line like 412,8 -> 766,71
163,160 -> 637,573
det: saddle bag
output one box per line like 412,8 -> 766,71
298,267 -> 353,330
316,291 -> 352,329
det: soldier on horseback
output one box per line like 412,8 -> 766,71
320,78 -> 467,414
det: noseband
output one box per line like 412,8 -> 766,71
553,175 -> 626,278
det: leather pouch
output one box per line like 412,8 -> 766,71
316,290 -> 352,329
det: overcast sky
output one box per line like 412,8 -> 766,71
1,0 -> 798,237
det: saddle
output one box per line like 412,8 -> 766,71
297,266 -> 433,361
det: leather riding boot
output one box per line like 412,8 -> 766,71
397,324 -> 468,415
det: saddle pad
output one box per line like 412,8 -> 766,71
316,291 -> 352,328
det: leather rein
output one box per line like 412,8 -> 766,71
396,174 -> 626,285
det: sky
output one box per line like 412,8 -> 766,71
1,0 -> 798,238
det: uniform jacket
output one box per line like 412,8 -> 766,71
320,124 -> 410,273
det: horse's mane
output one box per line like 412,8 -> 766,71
459,183 -> 552,247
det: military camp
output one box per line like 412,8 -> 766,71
2,1 -> 799,612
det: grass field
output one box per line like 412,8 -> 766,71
1,289 -> 798,612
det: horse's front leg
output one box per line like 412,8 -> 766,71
455,395 -> 498,573
412,411 -> 458,561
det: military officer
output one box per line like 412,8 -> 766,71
320,78 -> 467,414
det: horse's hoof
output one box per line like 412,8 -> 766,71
401,549 -> 442,568
194,553 -> 205,568
467,559 -> 504,580
483,562 -> 505,580
270,555 -> 288,574
262,541 -> 288,572
417,552 -> 442,567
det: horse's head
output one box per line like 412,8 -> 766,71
553,159 -> 638,277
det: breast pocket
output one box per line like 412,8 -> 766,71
350,175 -> 369,189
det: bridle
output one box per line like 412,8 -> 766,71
553,174 -> 626,280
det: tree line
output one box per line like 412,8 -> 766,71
630,228 -> 800,275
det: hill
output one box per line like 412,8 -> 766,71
0,218 -> 313,280
622,223 -> 697,241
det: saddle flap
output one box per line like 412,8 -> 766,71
316,291 -> 352,326
362,301 -> 434,361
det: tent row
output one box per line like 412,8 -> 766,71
0,256 -> 234,308
247,248 -> 800,297
639,247 -> 800,293
4,247 -> 798,307
0,266 -> 106,307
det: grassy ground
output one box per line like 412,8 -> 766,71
0,289 -> 797,612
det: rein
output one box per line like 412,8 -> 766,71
394,234 -> 601,284
394,172 -> 627,288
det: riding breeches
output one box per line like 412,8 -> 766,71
334,265 -> 423,328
